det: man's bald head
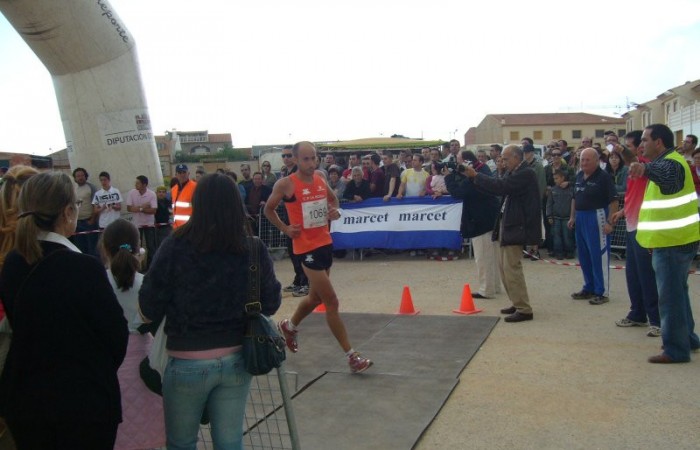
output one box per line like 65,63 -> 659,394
579,147 -> 599,176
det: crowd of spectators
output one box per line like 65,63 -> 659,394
0,127 -> 698,448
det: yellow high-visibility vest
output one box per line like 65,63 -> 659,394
636,150 -> 700,248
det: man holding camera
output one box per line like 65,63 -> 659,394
464,145 -> 541,322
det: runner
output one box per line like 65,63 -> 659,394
264,141 -> 372,373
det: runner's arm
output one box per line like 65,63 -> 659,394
264,178 -> 292,234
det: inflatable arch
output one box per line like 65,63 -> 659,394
0,0 -> 163,189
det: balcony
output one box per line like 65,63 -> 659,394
668,102 -> 700,135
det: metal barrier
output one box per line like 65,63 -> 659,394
610,197 -> 626,259
198,363 -> 300,449
258,205 -> 289,251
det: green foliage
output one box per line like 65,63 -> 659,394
174,146 -> 251,163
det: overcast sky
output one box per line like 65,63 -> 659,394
1,0 -> 699,156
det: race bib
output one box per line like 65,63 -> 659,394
302,198 -> 328,229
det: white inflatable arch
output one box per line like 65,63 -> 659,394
0,0 -> 162,188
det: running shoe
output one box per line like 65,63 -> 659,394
348,352 -> 373,374
292,285 -> 309,297
646,326 -> 661,337
589,295 -> 609,305
571,290 -> 594,300
277,319 -> 298,353
615,318 -> 647,327
282,284 -> 298,293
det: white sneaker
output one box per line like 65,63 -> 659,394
615,317 -> 647,327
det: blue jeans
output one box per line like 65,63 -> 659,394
625,230 -> 659,326
651,245 -> 700,361
552,218 -> 574,256
163,352 -> 252,450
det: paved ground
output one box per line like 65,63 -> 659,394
272,251 -> 700,450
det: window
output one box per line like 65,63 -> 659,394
552,130 -> 562,139
509,131 -> 519,141
533,130 -> 542,140
572,130 -> 582,139
595,129 -> 605,138
617,129 -> 626,137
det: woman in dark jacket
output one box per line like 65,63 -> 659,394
446,151 -> 501,298
0,172 -> 128,449
139,173 -> 281,449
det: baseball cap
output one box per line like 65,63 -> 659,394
175,164 -> 188,172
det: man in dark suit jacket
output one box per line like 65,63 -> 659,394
464,144 -> 541,323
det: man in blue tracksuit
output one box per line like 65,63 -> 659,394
568,148 -> 618,305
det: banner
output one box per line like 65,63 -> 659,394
330,196 -> 463,250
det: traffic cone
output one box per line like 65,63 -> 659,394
397,286 -> 420,315
312,302 -> 326,313
453,283 -> 483,315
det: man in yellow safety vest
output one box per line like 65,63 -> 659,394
630,124 -> 700,363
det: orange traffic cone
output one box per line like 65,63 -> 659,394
453,283 -> 483,315
312,302 -> 326,313
397,286 -> 420,315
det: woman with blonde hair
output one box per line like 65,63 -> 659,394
0,165 -> 39,268
0,165 -> 37,445
0,172 -> 128,449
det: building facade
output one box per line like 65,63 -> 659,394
468,113 -> 626,148
622,79 -> 700,146
154,130 -> 233,177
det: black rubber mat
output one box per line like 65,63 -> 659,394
283,313 -> 499,449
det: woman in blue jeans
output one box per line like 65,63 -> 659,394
139,173 -> 281,450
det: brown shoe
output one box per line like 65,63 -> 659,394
648,353 -> 688,364
504,312 -> 534,323
500,306 -> 516,314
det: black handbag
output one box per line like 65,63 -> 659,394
242,237 -> 286,375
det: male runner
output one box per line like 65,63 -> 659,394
264,141 -> 373,373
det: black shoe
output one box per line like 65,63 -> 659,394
500,306 -> 516,314
472,293 -> 489,299
530,251 -> 541,261
571,290 -> 594,300
589,295 -> 609,305
504,312 -> 534,322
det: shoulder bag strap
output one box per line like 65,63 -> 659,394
244,237 -> 261,315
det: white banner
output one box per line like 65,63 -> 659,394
332,201 -> 462,234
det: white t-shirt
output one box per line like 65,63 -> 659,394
108,270 -> 144,333
92,186 -> 122,228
